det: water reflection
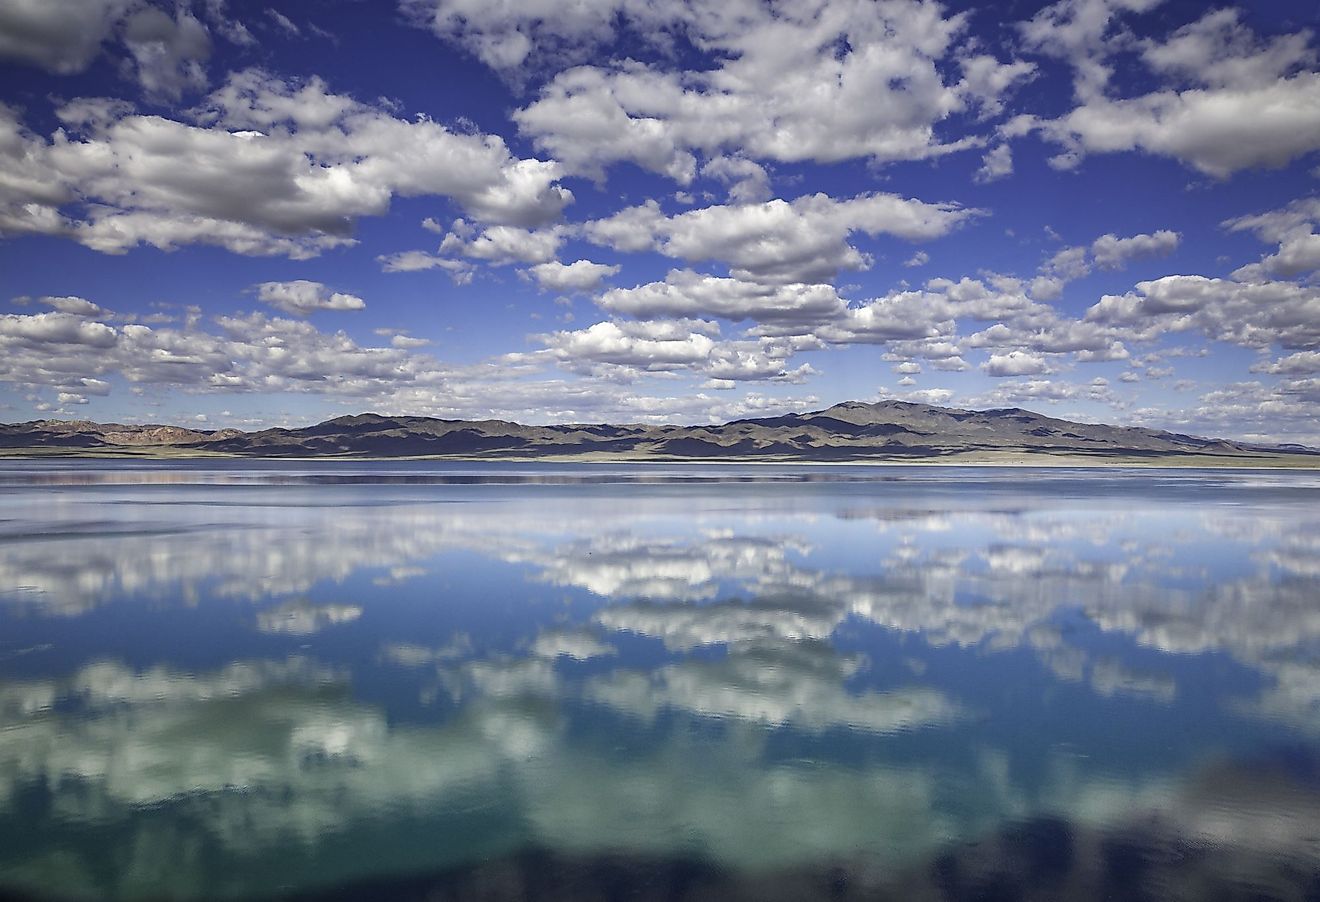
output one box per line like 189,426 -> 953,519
0,464 -> 1318,898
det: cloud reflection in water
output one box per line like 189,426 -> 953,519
0,466 -> 1318,898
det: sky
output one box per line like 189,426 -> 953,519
0,0 -> 1318,443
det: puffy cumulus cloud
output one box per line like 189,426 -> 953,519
2,298 -> 837,427
525,259 -> 620,293
0,311 -> 118,350
0,69 -> 572,258
1040,245 -> 1092,283
597,270 -> 845,325
1087,275 -> 1320,351
1144,379 -> 1320,447
631,272 -> 1138,373
1139,8 -> 1316,91
974,143 -> 1013,183
252,280 -> 365,316
38,295 -> 105,316
0,302 -> 445,411
1224,197 -> 1320,246
119,4 -> 212,101
969,377 -> 1114,407
584,193 -> 979,283
967,318 -> 1129,361
552,264 -> 1140,386
212,312 -> 444,395
1031,73 -> 1320,176
700,155 -> 771,204
1021,10 -> 1320,176
400,0 -> 644,73
1090,229 -> 1179,269
438,222 -> 565,265
1027,230 -> 1179,301
809,291 -> 956,346
983,350 -> 1052,377
497,0 -> 1031,179
0,103 -> 78,239
538,319 -> 816,384
0,0 -> 268,101
0,0 -> 133,74
1225,198 -> 1320,282
1018,0 -> 1164,100
1251,351 -> 1320,377
542,318 -> 718,368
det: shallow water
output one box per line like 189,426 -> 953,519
1,461 -> 1319,900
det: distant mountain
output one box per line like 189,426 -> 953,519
2,401 -> 1312,462
0,420 -> 243,450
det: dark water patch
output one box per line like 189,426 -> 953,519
4,814 -> 1310,902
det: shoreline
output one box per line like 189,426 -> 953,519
2,449 -> 1318,469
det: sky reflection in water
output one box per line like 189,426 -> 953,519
1,462 -> 1319,899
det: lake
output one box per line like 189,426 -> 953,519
1,461 -> 1319,900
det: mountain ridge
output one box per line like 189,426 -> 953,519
1,400 -> 1313,463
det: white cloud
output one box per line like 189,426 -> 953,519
584,193 -> 979,283
267,10 -> 300,37
974,143 -> 1014,182
587,643 -> 960,734
597,270 -> 845,325
490,0 -> 1029,178
984,350 -> 1052,376
1090,229 -> 1179,269
700,156 -> 771,204
1024,230 -> 1179,300
0,0 -> 132,74
438,223 -> 565,265
1087,275 -> 1320,351
541,319 -> 719,369
1225,199 -> 1320,281
529,629 -> 616,661
0,311 -> 118,347
1021,9 -> 1320,177
1140,8 -> 1316,91
539,318 -> 814,384
120,5 -> 212,102
253,281 -> 366,316
808,290 -> 956,345
525,259 -> 620,292
0,69 -> 573,258
1251,351 -> 1320,376
1018,0 -> 1165,100
39,295 -> 105,317
400,0 -> 639,72
256,601 -> 362,635
375,250 -> 475,282
1034,73 -> 1320,176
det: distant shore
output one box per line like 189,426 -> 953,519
2,447 -> 1317,469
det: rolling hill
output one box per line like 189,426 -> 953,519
1,400 -> 1311,463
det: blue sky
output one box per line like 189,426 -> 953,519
0,0 -> 1318,442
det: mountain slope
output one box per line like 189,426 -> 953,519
1,400 -> 1308,462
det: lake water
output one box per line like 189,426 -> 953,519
2,461 -> 1319,900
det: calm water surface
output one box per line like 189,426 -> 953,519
1,461 -> 1319,900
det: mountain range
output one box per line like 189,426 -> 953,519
1,400 -> 1313,463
